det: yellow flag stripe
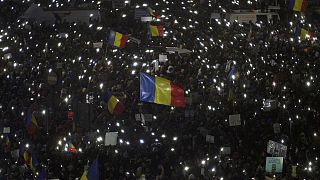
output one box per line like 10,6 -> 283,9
154,76 -> 171,105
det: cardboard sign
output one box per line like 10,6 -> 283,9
3,127 -> 10,134
221,147 -> 231,155
206,135 -> 215,144
159,54 -> 168,62
105,132 -> 118,146
93,42 -> 103,48
267,140 -> 287,158
265,157 -> 283,173
229,114 -> 241,126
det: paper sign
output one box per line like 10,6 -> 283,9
154,60 -> 159,72
265,157 -> 283,173
221,147 -> 231,155
93,42 -> 103,48
206,135 -> 215,144
292,165 -> 297,177
105,132 -> 118,146
141,17 -> 152,22
229,114 -> 241,126
159,54 -> 168,62
267,140 -> 287,158
3,127 -> 10,134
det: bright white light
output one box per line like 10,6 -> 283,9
184,166 -> 189,171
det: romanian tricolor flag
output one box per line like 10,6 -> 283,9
102,90 -> 125,116
140,73 -> 185,107
146,7 -> 155,17
295,27 -> 310,40
25,111 -> 39,136
19,143 -> 30,165
288,0 -> 308,12
149,25 -> 164,37
80,159 -> 99,180
68,142 -> 77,153
108,31 -> 128,48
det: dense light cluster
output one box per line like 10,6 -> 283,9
1,0 -> 320,179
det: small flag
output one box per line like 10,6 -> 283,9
19,143 -> 31,165
25,111 -> 39,136
288,0 -> 308,12
228,66 -> 240,80
102,91 -> 125,116
149,25 -> 164,37
140,73 -> 185,107
146,7 -> 155,17
295,27 -> 310,40
108,31 -> 128,48
80,159 -> 99,180
68,142 -> 77,153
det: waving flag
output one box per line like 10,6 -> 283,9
19,143 -> 30,165
25,111 -> 39,136
102,90 -> 125,116
68,142 -> 77,153
228,66 -> 240,80
80,159 -> 99,180
146,7 -> 155,16
288,0 -> 308,12
140,73 -> 185,107
149,25 -> 164,37
295,27 -> 310,40
108,31 -> 128,48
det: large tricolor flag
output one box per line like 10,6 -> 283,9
140,73 -> 185,107
288,0 -> 308,12
102,90 -> 125,116
108,31 -> 128,48
149,25 -> 164,37
80,159 -> 99,180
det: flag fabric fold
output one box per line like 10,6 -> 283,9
288,0 -> 308,12
102,90 -> 125,116
140,73 -> 185,107
108,31 -> 128,48
24,111 -> 39,136
80,159 -> 99,180
146,7 -> 155,17
149,25 -> 164,37
295,27 -> 310,40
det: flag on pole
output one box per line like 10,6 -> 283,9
108,31 -> 128,48
140,73 -> 185,107
288,0 -> 308,12
149,25 -> 164,37
102,90 -> 125,116
146,7 -> 155,17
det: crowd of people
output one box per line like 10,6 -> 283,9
1,0 -> 320,179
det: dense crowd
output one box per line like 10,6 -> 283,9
1,0 -> 320,179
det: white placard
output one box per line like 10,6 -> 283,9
93,42 -> 103,48
3,127 -> 10,134
105,132 -> 118,146
141,16 -> 152,22
159,54 -> 168,62
154,60 -> 159,72
267,140 -> 287,158
206,135 -> 215,144
129,36 -> 141,45
166,47 -> 192,54
221,147 -> 231,155
4,53 -> 12,60
229,114 -> 241,126
134,8 -> 146,19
